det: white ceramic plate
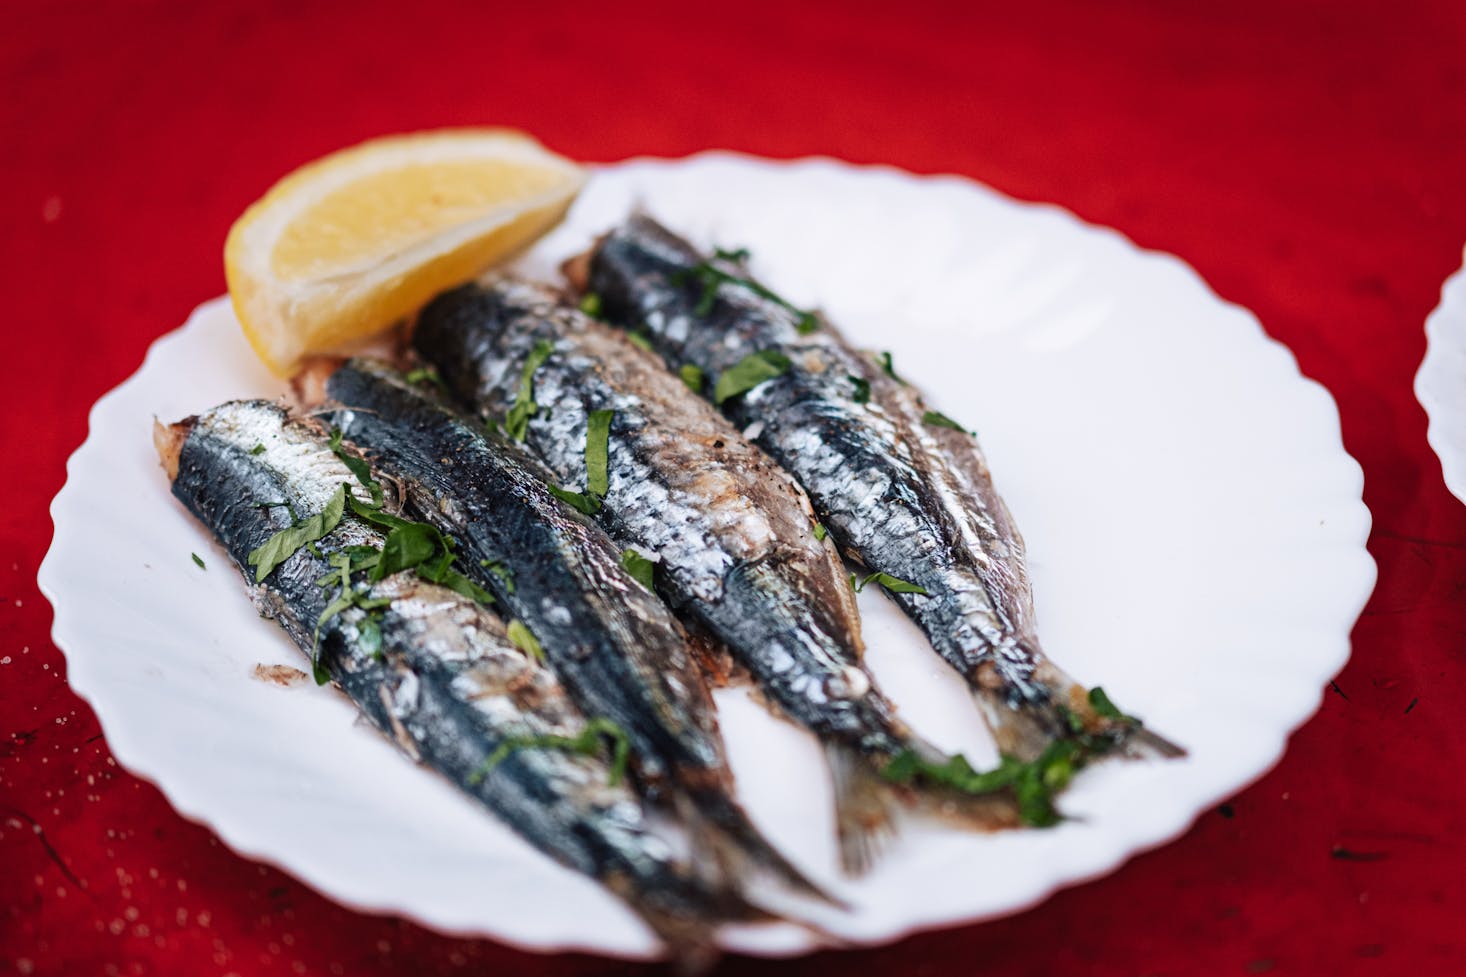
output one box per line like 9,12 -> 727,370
1415,246 -> 1466,504
40,155 -> 1375,959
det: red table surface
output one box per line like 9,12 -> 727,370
4,1 -> 1466,974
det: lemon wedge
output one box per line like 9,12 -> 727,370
224,129 -> 585,376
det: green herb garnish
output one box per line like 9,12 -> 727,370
626,330 -> 654,352
713,350 -> 791,405
679,363 -> 704,392
620,549 -> 656,590
848,376 -> 870,404
813,523 -> 827,542
547,485 -> 601,515
372,522 -> 443,581
854,571 -> 928,595
922,410 -> 971,435
327,428 -> 384,506
504,339 -> 554,441
881,739 -> 1081,827
312,547 -> 392,684
1087,686 -> 1136,724
469,718 -> 632,787
479,559 -> 515,593
585,409 -> 612,498
876,351 -> 904,383
404,366 -> 444,388
578,292 -> 602,317
506,619 -> 545,662
675,248 -> 819,333
191,552 -> 206,570
248,483 -> 348,582
249,443 -> 266,456
548,409 -> 613,514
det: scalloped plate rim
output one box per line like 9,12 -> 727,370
1414,244 -> 1466,504
39,151 -> 1375,959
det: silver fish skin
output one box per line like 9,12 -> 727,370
584,215 -> 1182,762
411,278 -> 1022,872
159,400 -> 776,962
315,361 -> 835,905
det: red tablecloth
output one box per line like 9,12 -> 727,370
5,1 -> 1465,973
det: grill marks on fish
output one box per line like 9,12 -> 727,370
411,279 -> 1024,873
314,361 -> 835,904
586,215 -> 1182,763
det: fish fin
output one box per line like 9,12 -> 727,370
628,885 -> 777,976
825,742 -> 898,877
970,690 -> 1059,763
1121,726 -> 1187,760
685,789 -> 846,910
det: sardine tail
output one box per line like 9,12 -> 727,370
685,789 -> 845,910
1121,725 -> 1187,760
825,742 -> 899,876
628,886 -> 777,975
970,690 -> 1059,762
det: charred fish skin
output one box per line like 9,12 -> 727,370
163,400 -> 771,956
319,361 -> 835,902
414,279 -> 910,757
587,216 -> 1180,762
413,280 -> 1025,871
319,364 -> 722,783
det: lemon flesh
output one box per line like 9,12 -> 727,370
224,129 -> 585,377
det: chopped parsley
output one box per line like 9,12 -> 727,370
547,485 -> 601,515
854,571 -> 928,595
469,717 -> 632,787
248,483 -> 348,582
679,363 -> 704,392
626,330 -> 655,352
327,428 -> 383,506
812,523 -> 827,542
308,507 -> 493,684
848,375 -> 870,404
922,410 -> 971,435
1087,686 -> 1136,725
674,247 -> 821,334
585,410 -> 612,498
578,292 -> 602,317
713,350 -> 791,405
249,443 -> 266,456
504,339 -> 555,441
881,739 -> 1083,827
312,546 -> 392,683
549,409 -> 613,515
479,559 -> 515,594
190,552 -> 206,570
876,351 -> 905,383
403,366 -> 444,388
620,549 -> 656,590
506,619 -> 545,663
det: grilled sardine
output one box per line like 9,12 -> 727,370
410,277 -> 1022,872
157,399 -> 777,964
582,215 -> 1182,764
313,361 -> 835,905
